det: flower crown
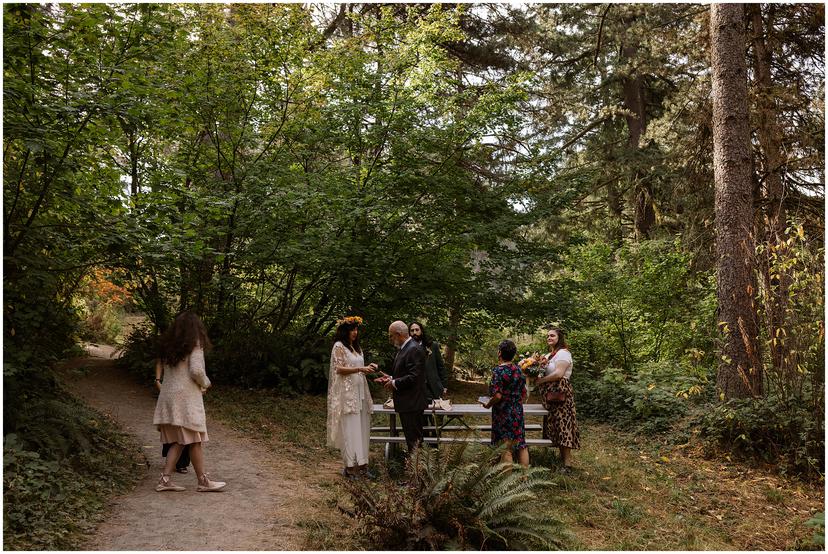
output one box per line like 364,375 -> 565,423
337,315 -> 364,326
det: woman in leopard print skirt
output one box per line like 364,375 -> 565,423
535,327 -> 580,470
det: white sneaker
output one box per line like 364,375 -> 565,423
156,474 -> 185,492
197,473 -> 226,492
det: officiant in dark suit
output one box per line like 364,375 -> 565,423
375,320 -> 427,454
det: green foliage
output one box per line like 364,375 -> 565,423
77,303 -> 124,346
566,240 -> 717,372
698,396 -> 824,479
756,223 -> 824,409
697,224 -> 826,479
75,270 -> 134,345
3,394 -> 142,550
530,239 -> 718,434
345,442 -> 569,550
805,512 -> 825,549
572,362 -> 707,434
455,324 -> 512,380
115,324 -> 158,385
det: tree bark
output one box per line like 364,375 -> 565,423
749,3 -> 790,379
620,25 -> 656,240
710,3 -> 763,399
442,304 -> 461,380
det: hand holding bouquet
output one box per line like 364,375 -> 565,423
518,352 -> 545,379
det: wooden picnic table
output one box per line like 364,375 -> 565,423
370,403 -> 553,460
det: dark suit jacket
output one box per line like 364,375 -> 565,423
391,339 -> 427,413
423,340 -> 448,402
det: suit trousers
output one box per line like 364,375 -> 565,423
398,411 -> 424,454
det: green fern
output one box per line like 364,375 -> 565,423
346,442 -> 571,550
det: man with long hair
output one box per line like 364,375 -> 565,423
375,321 -> 427,454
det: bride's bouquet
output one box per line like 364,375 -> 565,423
517,352 -> 545,379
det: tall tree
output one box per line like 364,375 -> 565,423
710,3 -> 762,399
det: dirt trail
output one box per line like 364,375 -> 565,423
59,345 -> 311,551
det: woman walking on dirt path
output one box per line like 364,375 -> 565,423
153,311 -> 226,492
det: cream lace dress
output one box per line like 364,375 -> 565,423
326,341 -> 373,467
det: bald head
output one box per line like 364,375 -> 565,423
388,320 -> 409,347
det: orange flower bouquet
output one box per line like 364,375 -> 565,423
518,352 -> 545,379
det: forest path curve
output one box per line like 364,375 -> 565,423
59,345 -> 310,551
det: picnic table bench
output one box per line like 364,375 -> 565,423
370,403 -> 553,460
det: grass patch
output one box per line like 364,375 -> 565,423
206,378 -> 823,550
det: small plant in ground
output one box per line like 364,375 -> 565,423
804,512 -> 824,549
610,498 -> 643,525
344,442 -> 570,550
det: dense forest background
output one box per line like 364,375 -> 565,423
3,3 -> 825,536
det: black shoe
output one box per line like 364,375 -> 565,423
341,468 -> 359,481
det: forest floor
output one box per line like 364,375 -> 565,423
60,347 -> 823,550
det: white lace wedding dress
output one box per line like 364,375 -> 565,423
326,341 -> 373,468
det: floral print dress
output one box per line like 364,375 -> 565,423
489,363 -> 527,451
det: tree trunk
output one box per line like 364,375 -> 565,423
749,3 -> 790,380
443,304 -> 461,380
606,180 -> 624,247
620,27 -> 655,240
710,3 -> 763,399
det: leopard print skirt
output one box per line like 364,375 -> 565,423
539,378 -> 580,450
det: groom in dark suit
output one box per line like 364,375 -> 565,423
375,320 -> 427,454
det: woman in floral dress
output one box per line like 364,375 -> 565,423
482,339 -> 529,467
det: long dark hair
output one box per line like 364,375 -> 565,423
334,321 -> 362,354
549,327 -> 569,353
409,321 -> 433,347
158,310 -> 212,366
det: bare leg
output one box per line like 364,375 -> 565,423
189,441 -> 206,477
188,441 -> 226,491
517,447 -> 529,468
500,441 -> 514,465
561,446 -> 572,467
163,443 -> 184,475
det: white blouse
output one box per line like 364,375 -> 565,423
544,349 -> 573,380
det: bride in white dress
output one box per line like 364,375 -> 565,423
326,316 -> 376,479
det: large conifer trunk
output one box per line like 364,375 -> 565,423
710,3 -> 763,398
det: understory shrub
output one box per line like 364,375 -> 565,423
3,380 -> 143,549
698,395 -> 824,479
116,323 -> 158,385
75,269 -> 133,345
118,324 -> 331,393
572,361 -> 711,433
345,442 -> 570,550
455,327 -> 508,381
